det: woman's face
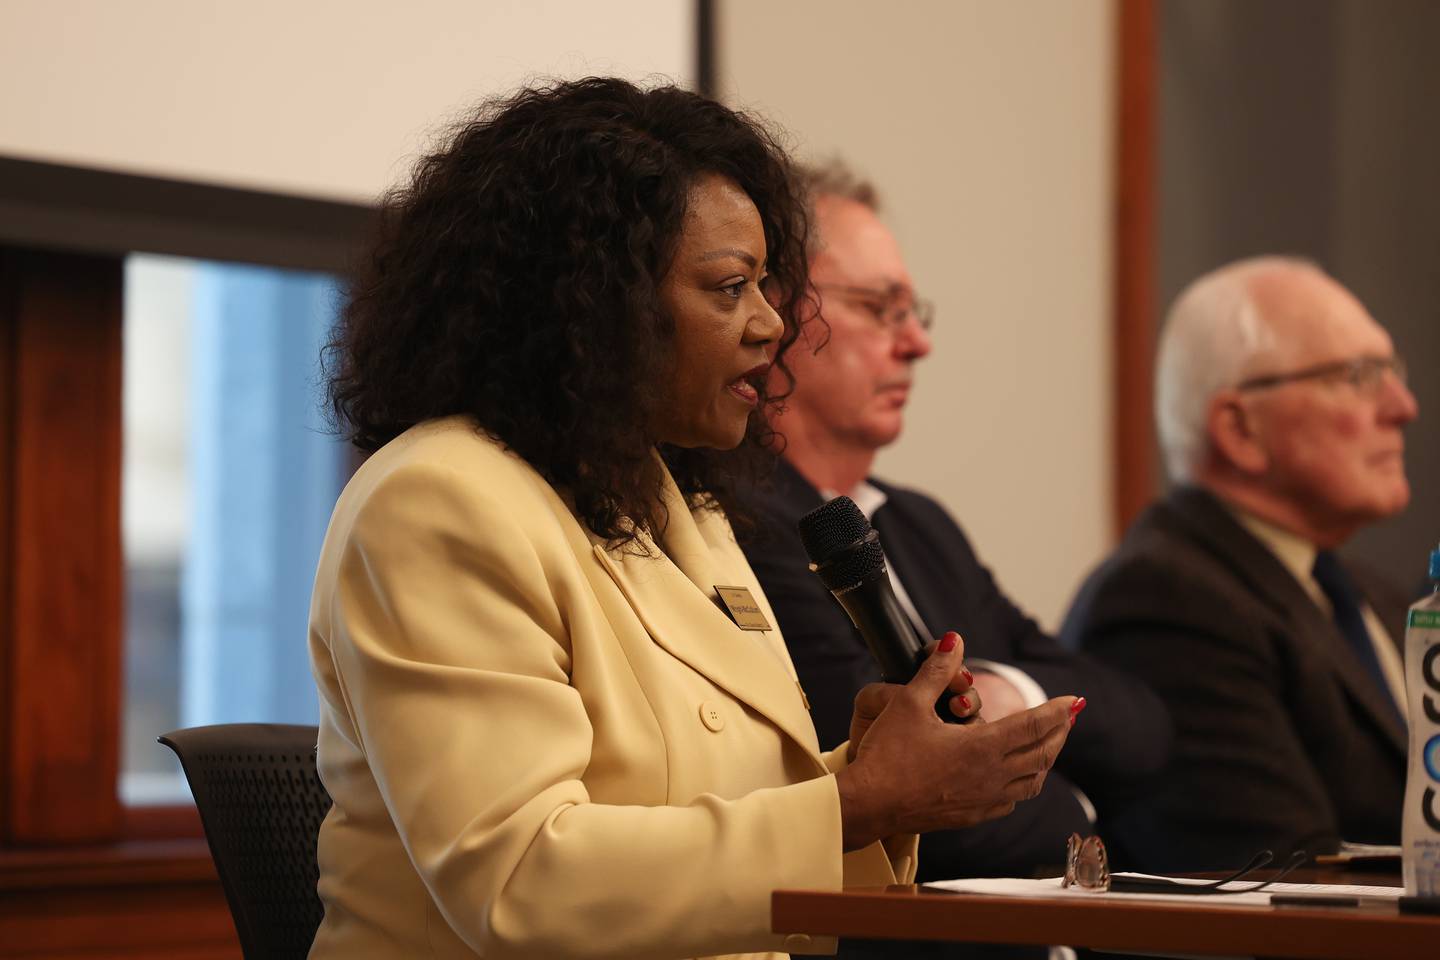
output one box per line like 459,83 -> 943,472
655,173 -> 783,449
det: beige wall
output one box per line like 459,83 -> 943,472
0,0 -> 693,203
719,0 -> 1116,629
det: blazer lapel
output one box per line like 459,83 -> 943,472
1272,571 -> 1407,752
591,467 -> 826,768
1166,487 -> 1407,755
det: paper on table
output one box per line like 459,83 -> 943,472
1337,841 -> 1402,856
1315,840 -> 1403,865
923,874 -> 1404,908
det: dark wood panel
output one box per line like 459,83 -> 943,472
1113,0 -> 1159,536
6,947 -> 236,960
773,885 -> 1440,959
7,949 -> 236,960
123,803 -> 205,841
4,249 -> 124,844
0,839 -> 218,890
0,878 -> 238,959
0,837 -> 240,960
0,252 -> 17,838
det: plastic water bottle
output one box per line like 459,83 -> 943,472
1403,543 -> 1440,896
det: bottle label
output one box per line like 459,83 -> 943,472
1405,605 -> 1440,896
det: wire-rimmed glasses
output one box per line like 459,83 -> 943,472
813,282 -> 935,333
1235,355 -> 1407,396
1061,831 -> 1310,896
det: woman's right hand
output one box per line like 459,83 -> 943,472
833,632 -> 1081,851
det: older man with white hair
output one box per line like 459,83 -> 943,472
1060,256 -> 1419,872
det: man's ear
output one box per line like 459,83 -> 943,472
1206,391 -> 1268,475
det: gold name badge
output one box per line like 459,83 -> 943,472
713,585 -> 773,632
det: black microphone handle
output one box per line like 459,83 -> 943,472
829,566 -> 926,682
827,566 -> 967,723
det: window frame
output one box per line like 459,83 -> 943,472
0,162 -> 373,957
0,161 -> 372,847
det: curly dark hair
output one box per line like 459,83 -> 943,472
325,77 -> 812,547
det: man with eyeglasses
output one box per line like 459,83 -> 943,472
736,163 -> 1172,944
1060,255 -> 1419,873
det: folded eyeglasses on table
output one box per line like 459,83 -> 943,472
1061,833 -> 1309,895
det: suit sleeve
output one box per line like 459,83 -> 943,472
322,461 -> 847,960
1061,554 -> 1341,871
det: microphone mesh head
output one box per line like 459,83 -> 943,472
815,534 -> 886,592
797,496 -> 871,564
797,496 -> 888,591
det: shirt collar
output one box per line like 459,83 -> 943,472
1224,500 -> 1323,604
821,479 -> 888,519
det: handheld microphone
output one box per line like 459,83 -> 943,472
797,495 -> 964,722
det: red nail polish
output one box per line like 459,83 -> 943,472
960,667 -> 974,686
937,632 -> 958,653
958,695 -> 971,712
1069,697 -> 1087,715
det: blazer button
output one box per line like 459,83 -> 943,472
782,933 -> 813,952
698,701 -> 725,732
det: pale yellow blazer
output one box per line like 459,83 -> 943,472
307,417 -> 916,960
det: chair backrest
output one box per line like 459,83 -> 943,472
159,723 -> 331,960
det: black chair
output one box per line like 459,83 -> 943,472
159,723 -> 331,960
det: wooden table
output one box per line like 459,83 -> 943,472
772,878 -> 1440,959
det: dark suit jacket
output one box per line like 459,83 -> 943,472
1058,485 -> 1407,872
738,458 -> 1174,880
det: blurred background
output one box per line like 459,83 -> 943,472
1,2 -> 1434,956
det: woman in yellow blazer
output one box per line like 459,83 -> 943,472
308,78 -> 1078,960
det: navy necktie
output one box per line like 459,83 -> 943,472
1311,550 -> 1402,724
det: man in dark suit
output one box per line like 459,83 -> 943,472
738,163 -> 1173,889
1060,256 -> 1419,872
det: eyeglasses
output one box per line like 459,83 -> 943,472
813,283 -> 935,333
1235,355 -> 1407,395
1061,832 -> 1308,895
1062,833 -> 1110,891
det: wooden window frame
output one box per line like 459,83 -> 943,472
1,249 -> 124,845
0,163 -> 371,958
1113,0 -> 1159,535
